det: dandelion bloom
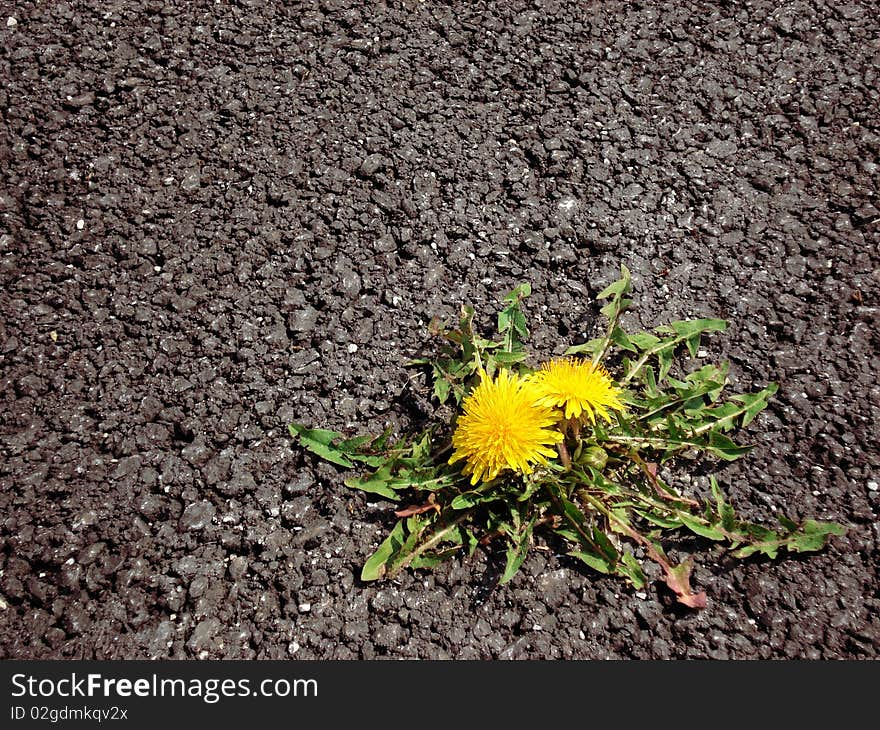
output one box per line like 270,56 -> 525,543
529,357 -> 625,423
450,369 -> 562,485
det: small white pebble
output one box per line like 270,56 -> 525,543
298,603 -> 311,613
697,349 -> 708,358
812,490 -> 821,496
867,481 -> 878,492
347,343 -> 358,354
533,624 -> 542,631
76,219 -> 85,230
578,630 -> 585,640
635,591 -> 647,600
6,16 -> 17,28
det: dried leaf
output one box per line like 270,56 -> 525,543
663,559 -> 707,609
394,496 -> 440,518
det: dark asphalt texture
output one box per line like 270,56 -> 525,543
1,1 -> 878,659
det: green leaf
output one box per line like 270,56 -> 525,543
600,296 -> 633,323
499,517 -> 536,585
337,434 -> 372,451
644,364 -> 658,394
433,374 -> 451,404
497,283 -> 531,354
344,465 -> 399,500
460,526 -> 479,556
370,426 -> 396,453
289,423 -> 388,468
635,509 -> 682,529
611,326 -> 636,353
289,423 -> 355,468
410,546 -> 460,570
565,338 -> 605,358
361,520 -> 406,581
623,318 -> 727,386
618,551 -> 647,589
558,495 -> 588,529
497,308 -> 510,334
580,466 -> 623,496
592,527 -> 620,562
706,432 -> 752,461
734,543 -> 778,559
503,282 -> 532,303
570,550 -> 613,574
554,527 -> 582,543
629,331 -> 662,350
491,350 -> 528,365
451,490 -> 498,510
597,264 -> 632,301
731,383 -> 779,427
410,430 -> 433,461
656,318 -> 727,339
386,516 -> 430,575
517,476 -> 544,502
786,519 -> 846,553
710,476 -> 738,532
678,513 -> 726,541
657,347 -> 674,381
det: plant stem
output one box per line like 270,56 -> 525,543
636,384 -> 723,423
603,434 -> 696,449
578,490 -> 707,607
593,314 -> 620,367
557,441 -> 571,469
626,450 -> 699,507
578,491 -> 669,572
688,402 -> 753,435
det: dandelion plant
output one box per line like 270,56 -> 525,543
289,267 -> 845,608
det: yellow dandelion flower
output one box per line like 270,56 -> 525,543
449,369 -> 562,485
529,357 -> 625,423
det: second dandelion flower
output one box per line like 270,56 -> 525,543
529,357 -> 626,423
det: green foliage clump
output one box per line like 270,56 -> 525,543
290,267 -> 844,608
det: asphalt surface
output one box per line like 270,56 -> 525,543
1,0 -> 878,658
